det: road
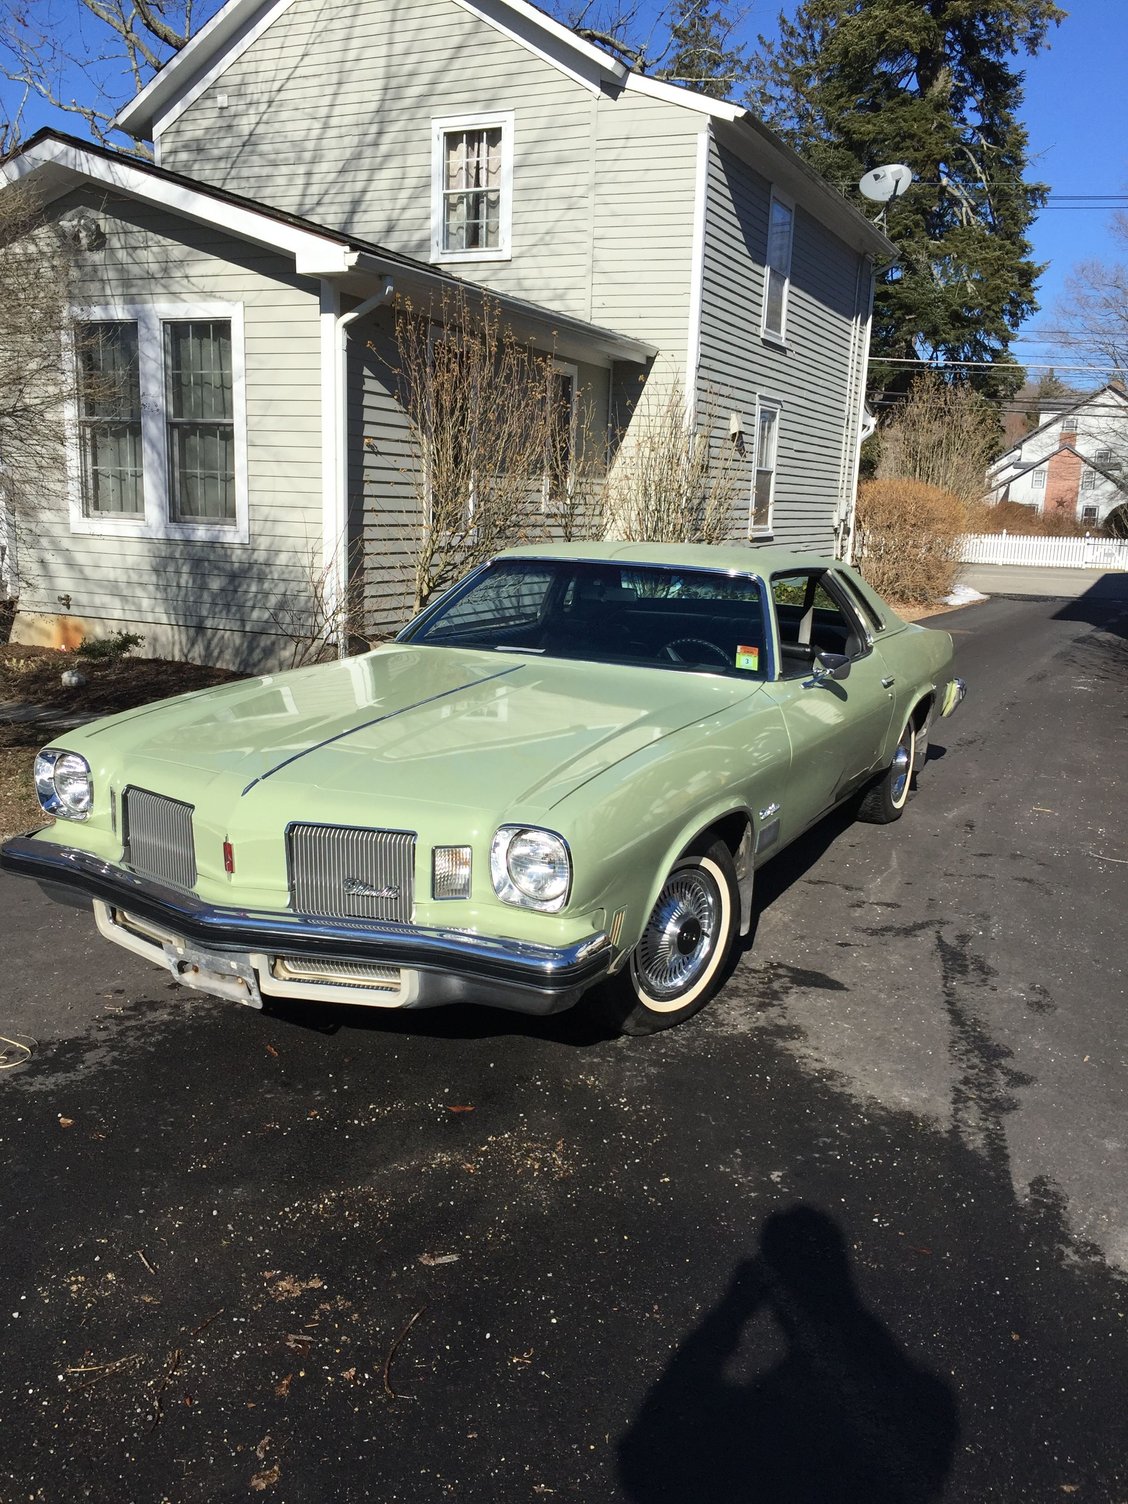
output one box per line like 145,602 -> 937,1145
1,580 -> 1126,1503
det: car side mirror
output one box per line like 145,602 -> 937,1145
812,651 -> 851,682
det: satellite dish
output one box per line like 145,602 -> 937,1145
859,164 -> 912,203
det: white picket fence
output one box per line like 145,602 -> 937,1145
960,532 -> 1128,570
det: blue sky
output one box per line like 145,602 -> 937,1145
10,0 -> 1126,381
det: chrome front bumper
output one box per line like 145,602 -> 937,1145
0,836 -> 613,1015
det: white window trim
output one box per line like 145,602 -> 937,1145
544,359 -> 579,511
431,111 -> 515,264
65,301 -> 249,544
750,397 -> 781,538
761,191 -> 795,347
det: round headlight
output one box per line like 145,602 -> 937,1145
490,826 -> 571,910
33,749 -> 93,820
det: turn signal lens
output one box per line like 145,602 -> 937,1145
432,845 -> 472,899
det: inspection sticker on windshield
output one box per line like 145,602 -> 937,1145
735,644 -> 759,672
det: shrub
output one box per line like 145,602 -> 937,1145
855,478 -> 971,605
974,500 -> 1089,537
75,630 -> 145,661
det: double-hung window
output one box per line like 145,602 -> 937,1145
432,113 -> 514,262
77,321 -> 145,518
751,400 -> 780,534
762,195 -> 794,343
71,303 -> 247,541
545,361 -> 577,507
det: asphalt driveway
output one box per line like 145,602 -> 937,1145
1,580 -> 1126,1503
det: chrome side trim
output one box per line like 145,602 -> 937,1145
0,837 -> 612,994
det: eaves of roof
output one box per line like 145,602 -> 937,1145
989,442 -> 1127,490
996,383 -> 1128,461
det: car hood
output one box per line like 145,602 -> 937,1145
77,645 -> 765,816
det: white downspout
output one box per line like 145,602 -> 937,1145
840,257 -> 875,564
321,276 -> 395,658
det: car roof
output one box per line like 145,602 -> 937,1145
497,542 -> 841,576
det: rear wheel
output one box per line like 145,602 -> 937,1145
857,717 -> 916,824
596,840 -> 739,1035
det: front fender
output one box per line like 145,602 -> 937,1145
556,696 -> 790,963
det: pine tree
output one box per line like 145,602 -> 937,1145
658,0 -> 753,98
750,0 -> 1064,401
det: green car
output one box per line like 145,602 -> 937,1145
1,544 -> 965,1034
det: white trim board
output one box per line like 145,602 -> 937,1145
3,136 -> 354,276
684,125 -> 711,424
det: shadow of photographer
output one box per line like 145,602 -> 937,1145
618,1205 -> 959,1504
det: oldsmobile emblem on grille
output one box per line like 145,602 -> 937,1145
343,877 -> 401,900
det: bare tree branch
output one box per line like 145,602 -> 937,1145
0,0 -> 197,150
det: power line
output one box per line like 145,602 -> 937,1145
875,356 -> 1121,373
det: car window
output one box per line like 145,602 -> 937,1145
833,570 -> 884,635
402,559 -> 770,678
417,566 -> 557,640
771,570 -> 867,679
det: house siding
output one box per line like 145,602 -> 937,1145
695,139 -> 866,550
157,0 -> 702,351
16,187 -> 323,669
160,0 -> 600,322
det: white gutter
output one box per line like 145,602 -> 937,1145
322,277 -> 395,657
839,257 -> 875,565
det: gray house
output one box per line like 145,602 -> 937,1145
1,0 -> 892,669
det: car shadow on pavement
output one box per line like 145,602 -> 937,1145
616,1204 -> 959,1504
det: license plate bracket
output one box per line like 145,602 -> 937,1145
161,941 -> 264,1009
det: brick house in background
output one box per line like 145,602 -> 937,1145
987,383 -> 1128,529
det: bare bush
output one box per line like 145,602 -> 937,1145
267,545 -> 371,668
855,478 -> 972,605
875,372 -> 1000,503
390,291 -> 596,613
605,384 -> 736,544
0,180 -> 74,597
973,499 -> 1089,537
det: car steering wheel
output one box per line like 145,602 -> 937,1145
660,638 -> 731,667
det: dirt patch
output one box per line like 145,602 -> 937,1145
0,645 -> 244,840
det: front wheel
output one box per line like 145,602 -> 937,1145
595,840 -> 739,1036
857,717 -> 916,824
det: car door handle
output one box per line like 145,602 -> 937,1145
881,676 -> 895,689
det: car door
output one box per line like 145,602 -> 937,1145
758,569 -> 897,843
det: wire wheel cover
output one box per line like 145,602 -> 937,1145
634,866 -> 721,1001
891,727 -> 913,805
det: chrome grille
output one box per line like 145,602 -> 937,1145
272,956 -> 401,990
123,787 -> 197,889
287,823 -> 415,922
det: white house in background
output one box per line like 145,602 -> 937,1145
986,383 -> 1128,529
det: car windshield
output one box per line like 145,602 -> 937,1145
401,559 -> 769,678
